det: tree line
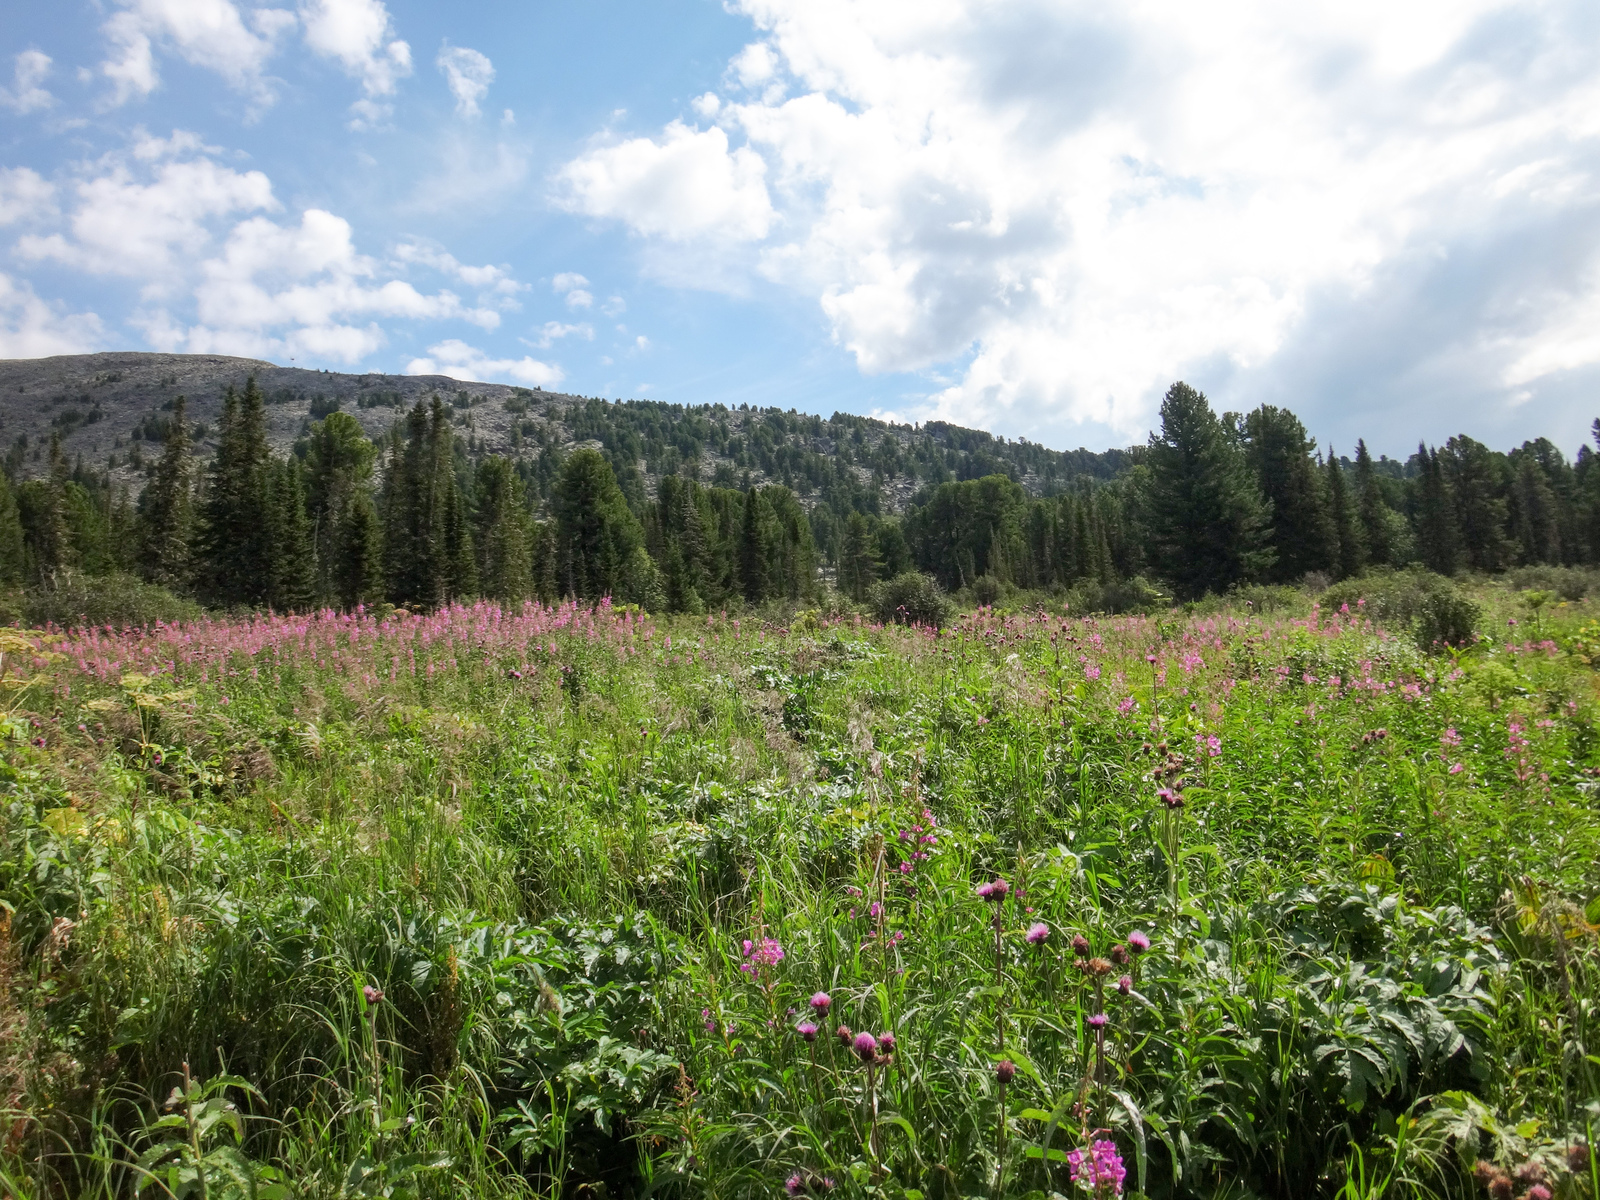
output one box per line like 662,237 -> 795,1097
0,375 -> 1594,614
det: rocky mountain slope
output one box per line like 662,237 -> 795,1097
0,352 -> 1131,512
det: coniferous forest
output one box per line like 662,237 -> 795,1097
3,375 -> 1596,622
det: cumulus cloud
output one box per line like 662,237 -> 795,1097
300,0 -> 411,106
556,120 -> 776,242
16,132 -> 512,366
557,0 -> 1600,449
533,320 -> 593,347
0,168 -> 55,226
551,272 -> 593,309
0,273 -> 103,358
99,0 -> 296,105
405,338 -> 563,386
436,43 -> 493,117
0,50 -> 55,114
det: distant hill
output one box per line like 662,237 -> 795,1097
0,352 -> 1132,512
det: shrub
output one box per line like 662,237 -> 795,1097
1193,583 -> 1311,617
1321,567 -> 1481,650
1066,574 -> 1167,615
24,570 -> 202,631
1507,564 -> 1594,601
870,571 -> 950,628
970,574 -> 1004,608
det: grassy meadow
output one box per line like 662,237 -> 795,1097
0,580 -> 1596,1199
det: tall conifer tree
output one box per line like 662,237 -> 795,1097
139,395 -> 193,590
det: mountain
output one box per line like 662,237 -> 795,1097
0,352 -> 1131,513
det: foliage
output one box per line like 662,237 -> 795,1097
1321,569 -> 1483,650
869,571 -> 950,628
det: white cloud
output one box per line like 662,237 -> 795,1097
17,134 -> 276,281
691,91 -> 721,119
0,50 -> 55,114
556,0 -> 1600,446
99,0 -> 296,105
16,133 -> 509,366
299,0 -> 411,117
437,43 -> 493,117
555,120 -> 776,242
0,273 -> 104,358
0,168 -> 55,226
634,334 -> 650,352
533,320 -> 593,347
550,272 -> 594,309
601,295 -> 626,316
405,338 -> 563,387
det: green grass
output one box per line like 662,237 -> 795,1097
0,588 -> 1595,1199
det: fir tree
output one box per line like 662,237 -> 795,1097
336,489 -> 384,609
303,412 -> 378,607
553,448 -> 643,602
1325,447 -> 1362,580
1143,382 -> 1274,600
1439,435 -> 1513,573
739,486 -> 772,604
1354,439 -> 1393,567
0,470 -> 24,586
1414,445 -> 1460,575
838,511 -> 879,600
266,459 -> 314,612
139,395 -> 193,590
474,457 -> 531,605
1242,405 -> 1334,582
197,378 -> 273,606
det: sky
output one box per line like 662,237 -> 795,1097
0,0 -> 1598,460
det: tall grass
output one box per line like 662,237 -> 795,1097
0,594 -> 1594,1198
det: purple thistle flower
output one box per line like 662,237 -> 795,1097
796,1021 -> 818,1042
1025,922 -> 1050,944
975,882 -> 996,901
1088,1012 -> 1108,1029
1117,975 -> 1132,995
785,1173 -> 804,1196
809,991 -> 832,1012
1071,933 -> 1091,956
876,1031 -> 896,1054
1127,930 -> 1150,955
836,1024 -> 853,1044
363,984 -> 384,1006
852,1031 -> 879,1062
995,1059 -> 1016,1084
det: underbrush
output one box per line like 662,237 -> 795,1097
0,599 -> 1595,1199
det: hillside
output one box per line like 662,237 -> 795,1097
0,352 -> 1131,513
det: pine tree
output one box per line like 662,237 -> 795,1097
1143,382 -> 1274,600
1439,435 -> 1513,573
266,459 -> 314,612
1242,405 -> 1334,582
139,395 -> 193,590
553,448 -> 644,602
383,403 -> 436,606
739,487 -> 772,604
474,457 -> 529,604
1325,447 -> 1363,580
1354,440 -> 1393,568
336,489 -> 384,608
1414,444 -> 1460,575
838,511 -> 879,600
197,378 -> 273,605
440,474 -> 476,602
0,470 -> 25,586
530,520 -> 559,604
304,411 -> 378,607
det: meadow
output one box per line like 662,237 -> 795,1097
0,581 -> 1596,1199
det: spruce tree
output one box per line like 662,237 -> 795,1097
1325,447 -> 1363,579
474,457 -> 531,605
739,487 -> 772,604
1414,445 -> 1460,575
304,411 -> 378,607
553,448 -> 643,602
336,489 -> 384,608
0,471 -> 22,586
139,395 -> 193,590
1242,405 -> 1334,582
383,404 -> 435,606
1143,382 -> 1273,600
197,378 -> 272,605
1354,440 -> 1393,567
266,459 -> 314,612
838,511 -> 879,600
1439,435 -> 1513,573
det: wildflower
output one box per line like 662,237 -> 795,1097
786,1174 -> 805,1197
1513,1163 -> 1547,1186
876,1031 -> 896,1054
1025,922 -> 1050,944
1487,1177 -> 1514,1200
796,1021 -> 818,1042
1569,1143 -> 1591,1172
1156,787 -> 1184,809
1525,1187 -> 1551,1200
702,1008 -> 715,1033
977,878 -> 1009,902
809,991 -> 832,1012
363,985 -> 384,1006
836,1024 -> 853,1044
1127,930 -> 1150,955
1117,975 -> 1132,995
869,901 -> 882,918
1109,943 -> 1128,965
1088,1012 -> 1108,1029
1071,933 -> 1091,956
1087,957 -> 1113,978
1066,1139 -> 1126,1196
740,937 -> 785,973
995,1059 -> 1016,1084
852,1031 -> 879,1062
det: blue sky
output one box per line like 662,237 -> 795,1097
1,0 -> 1598,459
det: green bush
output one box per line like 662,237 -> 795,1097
1321,567 -> 1481,650
870,571 -> 951,628
1066,574 -> 1167,615
1193,583 -> 1311,617
25,570 -> 202,631
1507,564 -> 1594,601
970,574 -> 1004,607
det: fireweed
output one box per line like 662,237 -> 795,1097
2,596 -> 1595,1197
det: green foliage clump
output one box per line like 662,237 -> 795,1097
869,570 -> 949,627
24,569 -> 201,629
1323,567 -> 1483,649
